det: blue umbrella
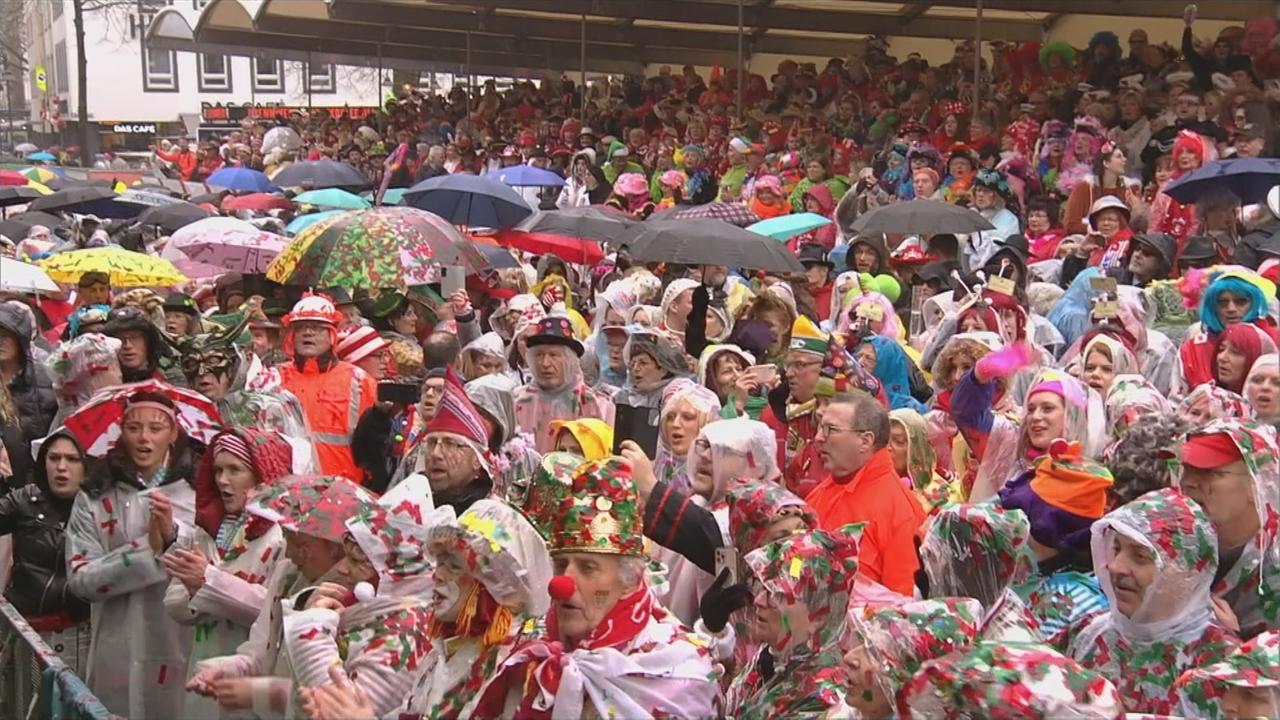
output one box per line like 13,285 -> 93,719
364,188 -> 406,205
747,212 -> 832,241
26,151 -> 55,162
486,165 -> 566,188
475,243 -> 520,269
207,167 -> 278,193
403,174 -> 533,229
293,188 -> 371,210
1162,157 -> 1280,206
285,210 -> 343,236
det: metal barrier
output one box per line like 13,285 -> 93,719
0,599 -> 115,720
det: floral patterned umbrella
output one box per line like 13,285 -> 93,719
266,206 -> 480,288
63,378 -> 224,457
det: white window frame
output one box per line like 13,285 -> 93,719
198,53 -> 231,92
142,46 -> 178,92
306,63 -> 335,93
252,57 -> 284,94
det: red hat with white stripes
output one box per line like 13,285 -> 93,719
335,326 -> 389,364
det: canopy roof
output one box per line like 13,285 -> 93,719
148,0 -> 1268,76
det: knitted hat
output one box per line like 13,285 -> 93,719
336,326 -> 389,364
518,451 -> 584,541
999,440 -> 1114,554
789,314 -> 828,356
549,456 -> 644,557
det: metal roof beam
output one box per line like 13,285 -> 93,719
328,0 -> 1043,41
903,0 -> 1269,20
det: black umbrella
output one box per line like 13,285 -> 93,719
1162,158 -> 1280,206
0,186 -> 46,208
135,202 -> 213,233
515,206 -> 639,244
404,174 -> 533,229
0,211 -> 68,239
851,201 -> 994,236
272,160 -> 371,190
30,187 -> 143,219
617,219 -> 804,273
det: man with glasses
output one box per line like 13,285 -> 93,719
415,369 -> 494,513
804,392 -> 926,595
761,315 -> 829,498
265,293 -> 376,482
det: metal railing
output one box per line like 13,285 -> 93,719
0,599 -> 115,720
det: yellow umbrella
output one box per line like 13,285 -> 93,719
25,181 -> 52,195
37,247 -> 187,287
21,167 -> 58,184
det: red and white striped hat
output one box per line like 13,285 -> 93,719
336,326 -> 389,364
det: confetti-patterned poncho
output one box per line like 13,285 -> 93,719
1174,419 -> 1280,640
1176,630 -> 1279,718
737,525 -> 863,719
899,641 -> 1124,719
1061,488 -> 1239,717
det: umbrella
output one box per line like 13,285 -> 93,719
513,206 -> 637,244
486,165 -> 566,188
403,174 -> 533,229
474,243 -> 520,270
266,206 -> 475,288
13,143 -> 37,154
0,211 -> 67,239
0,170 -> 29,187
116,188 -> 186,208
293,188 -> 371,210
649,202 -> 761,227
135,202 -> 212,233
21,167 -> 63,185
38,246 -> 187,287
851,201 -> 995,235
748,212 -> 833,241
369,187 -> 406,206
0,257 -> 59,293
221,193 -> 295,213
171,224 -> 287,275
26,152 -> 55,162
1162,158 -> 1280,206
271,160 -> 370,190
172,257 -> 231,280
207,167 -> 277,193
63,379 -> 223,457
0,186 -> 46,208
261,126 -> 302,156
285,210 -> 343,236
618,219 -> 804,273
492,228 -> 605,265
30,187 -> 142,220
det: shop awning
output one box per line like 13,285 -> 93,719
148,0 -> 1270,76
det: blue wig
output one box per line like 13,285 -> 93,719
1200,276 -> 1268,335
866,336 -> 926,413
1047,268 -> 1100,350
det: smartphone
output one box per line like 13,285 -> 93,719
377,382 -> 419,405
440,264 -> 466,298
714,547 -> 739,585
745,364 -> 779,386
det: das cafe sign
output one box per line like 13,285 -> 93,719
102,122 -> 158,134
200,102 -> 378,126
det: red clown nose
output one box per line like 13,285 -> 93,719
548,575 -> 577,602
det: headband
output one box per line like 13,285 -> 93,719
124,400 -> 177,426
213,433 -> 253,468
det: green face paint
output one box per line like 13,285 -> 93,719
862,690 -> 874,703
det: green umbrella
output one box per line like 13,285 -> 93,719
293,188 -> 371,210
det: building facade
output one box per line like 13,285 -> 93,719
24,0 -> 385,151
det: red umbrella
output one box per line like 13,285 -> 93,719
492,228 -> 605,265
221,193 -> 295,212
63,379 -> 224,457
0,170 -> 30,186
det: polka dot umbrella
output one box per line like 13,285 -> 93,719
266,206 -> 484,288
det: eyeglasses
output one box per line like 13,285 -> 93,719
787,358 -> 823,369
816,423 -> 860,438
421,383 -> 445,397
425,435 -> 470,452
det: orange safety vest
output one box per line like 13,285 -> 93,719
279,358 -> 375,482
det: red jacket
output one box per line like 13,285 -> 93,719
805,448 -> 926,595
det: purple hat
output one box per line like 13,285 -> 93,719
998,468 -> 1103,555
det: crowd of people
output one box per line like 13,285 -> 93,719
0,8 -> 1280,720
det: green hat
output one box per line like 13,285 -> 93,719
550,457 -> 644,557
789,315 -> 828,357
518,452 -> 583,542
